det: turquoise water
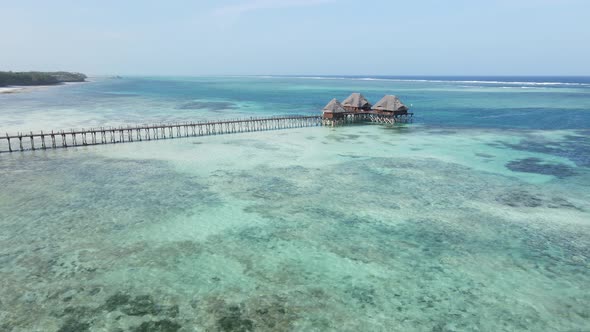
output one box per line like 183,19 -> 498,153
0,77 -> 589,331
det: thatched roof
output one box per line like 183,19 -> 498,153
372,95 -> 408,112
322,98 -> 346,113
342,93 -> 371,109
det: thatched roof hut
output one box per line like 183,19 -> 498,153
342,93 -> 372,112
323,98 -> 346,113
322,98 -> 346,119
372,95 -> 408,114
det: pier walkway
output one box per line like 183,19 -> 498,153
0,113 -> 412,153
0,115 -> 322,153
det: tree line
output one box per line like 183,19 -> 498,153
0,71 -> 87,87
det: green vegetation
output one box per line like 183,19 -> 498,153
0,71 -> 86,87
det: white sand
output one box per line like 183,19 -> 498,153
0,87 -> 24,94
0,82 -> 86,94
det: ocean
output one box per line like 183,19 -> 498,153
0,76 -> 589,331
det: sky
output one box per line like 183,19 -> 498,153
1,0 -> 589,76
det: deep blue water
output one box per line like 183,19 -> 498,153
4,75 -> 588,130
1,76 -> 590,331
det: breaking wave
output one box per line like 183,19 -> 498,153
258,75 -> 590,87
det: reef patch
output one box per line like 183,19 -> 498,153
176,101 -> 237,111
131,319 -> 181,332
506,157 -> 577,178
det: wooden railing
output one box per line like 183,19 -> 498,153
0,115 -> 323,153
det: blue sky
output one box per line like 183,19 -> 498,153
1,0 -> 589,75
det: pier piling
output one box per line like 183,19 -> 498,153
0,115 -> 317,153
0,113 -> 411,154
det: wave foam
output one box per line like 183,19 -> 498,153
257,76 -> 589,87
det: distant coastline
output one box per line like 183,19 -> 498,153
0,71 -> 87,93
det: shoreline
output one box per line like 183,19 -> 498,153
0,81 -> 88,94
0,87 -> 24,94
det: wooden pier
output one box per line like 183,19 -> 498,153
0,115 -> 322,154
323,112 -> 413,126
0,112 -> 413,154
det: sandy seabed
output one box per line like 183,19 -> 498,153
0,125 -> 588,332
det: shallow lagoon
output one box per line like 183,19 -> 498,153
0,77 -> 589,331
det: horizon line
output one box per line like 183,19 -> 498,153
84,74 -> 590,78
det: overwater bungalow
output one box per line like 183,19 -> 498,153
320,93 -> 412,126
342,93 -> 372,113
322,98 -> 347,119
372,95 -> 409,116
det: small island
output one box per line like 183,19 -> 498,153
0,71 -> 87,87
